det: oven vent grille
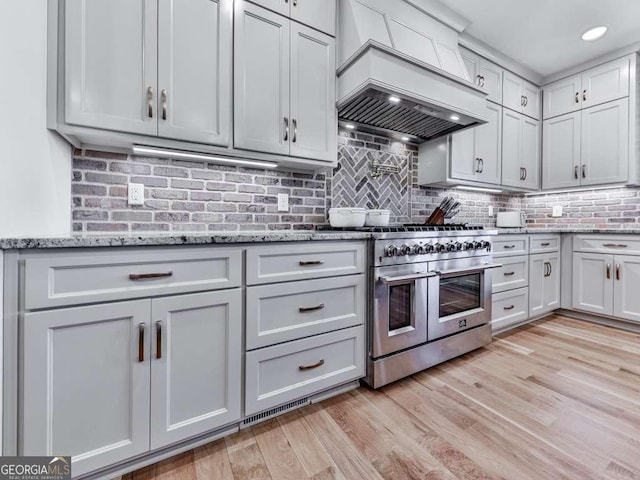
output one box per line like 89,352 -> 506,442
240,397 -> 310,428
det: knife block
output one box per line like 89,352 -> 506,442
425,208 -> 445,225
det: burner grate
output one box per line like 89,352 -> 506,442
317,224 -> 484,233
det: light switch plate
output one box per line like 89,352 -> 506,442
488,206 -> 494,216
552,205 -> 563,217
277,193 -> 289,212
128,183 -> 145,206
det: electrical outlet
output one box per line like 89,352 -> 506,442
488,206 -> 494,216
552,205 -> 563,217
128,183 -> 145,206
277,193 -> 289,212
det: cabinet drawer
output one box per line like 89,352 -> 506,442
246,275 -> 365,349
24,247 -> 242,309
573,235 -> 640,255
492,256 -> 528,293
245,325 -> 365,415
492,288 -> 529,332
246,241 -> 365,285
493,236 -> 529,257
530,235 -> 560,254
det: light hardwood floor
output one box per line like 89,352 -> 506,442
122,315 -> 640,480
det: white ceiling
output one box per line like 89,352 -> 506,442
445,0 -> 640,78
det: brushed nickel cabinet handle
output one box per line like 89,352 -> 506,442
504,305 -> 515,310
129,272 -> 173,280
299,359 -> 324,371
476,75 -> 482,86
146,86 -> 154,118
606,264 -> 611,279
161,89 -> 167,120
521,96 -> 525,107
480,76 -> 485,87
299,304 -> 325,313
479,158 -> 484,173
602,243 -> 617,247
575,92 -> 580,104
574,165 -> 579,179
617,244 -> 629,248
524,96 -> 528,107
582,164 -> 586,179
138,323 -> 145,363
616,264 -> 621,281
299,260 -> 324,266
523,167 -> 527,181
503,245 -> 516,249
475,158 -> 481,173
583,89 -> 587,102
541,242 -> 551,247
292,118 -> 298,143
284,117 -> 289,141
503,271 -> 516,276
156,321 -> 162,360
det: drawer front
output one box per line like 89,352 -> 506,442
246,241 -> 365,285
493,236 -> 529,257
246,275 -> 365,350
492,288 -> 529,332
245,325 -> 365,415
24,247 -> 242,309
530,235 -> 560,254
574,235 -> 640,255
492,255 -> 529,293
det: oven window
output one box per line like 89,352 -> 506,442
389,283 -> 412,331
439,273 -> 481,317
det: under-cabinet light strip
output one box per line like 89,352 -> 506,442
455,186 -> 503,194
132,146 -> 279,169
524,184 -> 628,196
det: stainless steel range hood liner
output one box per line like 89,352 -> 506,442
337,0 -> 489,142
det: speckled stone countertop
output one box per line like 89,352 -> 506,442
495,228 -> 640,235
0,231 -> 372,250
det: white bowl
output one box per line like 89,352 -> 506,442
365,209 -> 391,226
328,208 -> 367,227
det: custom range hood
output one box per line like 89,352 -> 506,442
337,0 -> 488,143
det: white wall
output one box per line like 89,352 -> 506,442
0,0 -> 71,238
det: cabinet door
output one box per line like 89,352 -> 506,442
290,23 -> 336,162
543,74 -> 582,119
23,301 -> 151,477
613,255 -> 640,323
503,72 -> 524,112
234,2 -> 290,155
501,108 -> 523,187
157,0 -> 232,145
544,254 -> 561,313
520,116 -> 540,189
290,0 -> 336,36
246,0 -> 289,17
450,128 -> 478,182
461,49 -> 480,85
476,103 -> 502,185
581,98 -> 629,186
572,253 -> 614,316
479,60 -> 503,105
65,0 -> 158,135
582,57 -> 630,108
530,253 -> 560,317
542,111 -> 581,190
522,80 -> 541,120
150,290 -> 242,449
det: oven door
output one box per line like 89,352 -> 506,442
372,264 -> 435,358
427,260 -> 500,342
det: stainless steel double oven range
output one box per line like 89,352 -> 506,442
362,225 -> 499,388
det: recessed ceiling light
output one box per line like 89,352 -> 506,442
389,96 -> 401,104
581,26 -> 608,41
450,114 -> 460,121
345,124 -> 355,130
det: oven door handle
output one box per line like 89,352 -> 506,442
433,263 -> 502,277
378,272 -> 437,284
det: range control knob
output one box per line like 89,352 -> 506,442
412,244 -> 425,255
464,242 -> 474,251
424,244 -> 435,254
385,245 -> 399,257
446,243 -> 456,252
473,241 -> 483,250
434,243 -> 446,253
399,244 -> 412,256
482,240 -> 492,251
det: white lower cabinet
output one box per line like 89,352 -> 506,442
529,253 -> 560,317
492,288 -> 529,332
22,290 -> 242,476
613,255 -> 640,322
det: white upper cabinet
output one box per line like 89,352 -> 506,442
450,129 -> 477,182
581,98 -> 629,186
65,0 -> 158,135
461,48 -> 503,104
157,0 -> 232,145
248,0 -> 336,35
542,74 -> 582,119
234,2 -> 291,155
503,72 -> 540,119
289,23 -> 337,162
542,111 -> 581,190
502,109 -> 540,189
582,57 -> 630,108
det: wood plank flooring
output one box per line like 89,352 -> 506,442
122,315 -> 640,480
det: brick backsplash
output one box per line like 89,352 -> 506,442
521,187 -> 640,229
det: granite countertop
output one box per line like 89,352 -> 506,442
0,231 -> 372,250
496,228 -> 640,235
